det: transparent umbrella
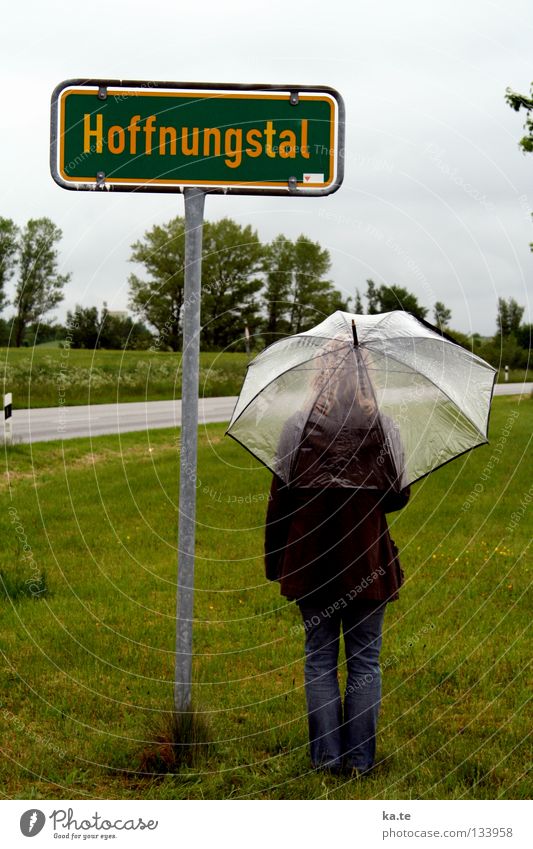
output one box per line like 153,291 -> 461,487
226,310 -> 497,491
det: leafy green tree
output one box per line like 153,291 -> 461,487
262,234 -> 348,339
376,284 -> 428,319
434,301 -> 452,329
301,284 -> 349,330
472,294 -> 529,368
365,279 -> 380,314
66,305 -> 101,348
25,321 -> 66,346
363,280 -> 428,319
100,306 -> 153,350
0,317 -> 12,346
505,84 -> 533,153
262,234 -> 295,344
67,303 -> 152,349
0,217 -> 18,314
496,297 -> 524,337
200,218 -> 264,350
129,216 -> 263,351
515,323 -> 532,351
129,217 -> 187,351
506,85 -> 533,250
353,288 -> 364,314
478,334 -> 528,370
286,235 -> 348,333
13,218 -> 70,347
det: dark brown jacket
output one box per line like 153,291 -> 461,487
264,476 -> 410,605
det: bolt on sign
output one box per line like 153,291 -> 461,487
50,79 -> 344,196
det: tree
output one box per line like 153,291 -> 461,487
286,235 -> 348,333
290,236 -> 331,332
363,280 -> 428,319
0,318 -> 12,346
505,84 -> 533,153
129,217 -> 187,351
12,218 -> 70,347
200,218 -> 264,349
129,216 -> 264,351
506,84 -> 533,250
262,234 -> 295,344
516,323 -> 532,351
477,333 -> 528,370
100,305 -> 153,349
261,234 -> 348,340
376,284 -> 428,320
0,217 -> 18,314
66,305 -> 101,348
496,297 -> 524,337
434,301 -> 452,329
129,217 -> 348,349
353,288 -> 364,314
67,303 -> 153,349
365,279 -> 380,314
25,320 -> 66,346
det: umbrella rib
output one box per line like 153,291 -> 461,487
227,341 -> 353,431
286,346 -> 356,483
350,345 -> 402,486
366,346 -> 491,440
367,334 -> 496,372
338,310 -> 390,339
250,333 -> 349,365
227,344 -> 355,483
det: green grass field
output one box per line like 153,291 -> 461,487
0,395 -> 531,799
0,347 -> 529,409
0,348 -> 250,408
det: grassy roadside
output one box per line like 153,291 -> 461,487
0,347 -> 529,409
0,395 -> 531,799
0,348 -> 250,409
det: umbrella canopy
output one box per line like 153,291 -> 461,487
226,310 -> 497,490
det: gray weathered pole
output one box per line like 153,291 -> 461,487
174,187 -> 206,712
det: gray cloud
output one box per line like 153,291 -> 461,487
0,0 -> 531,336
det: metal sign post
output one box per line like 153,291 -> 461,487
50,78 -> 344,714
174,187 -> 205,711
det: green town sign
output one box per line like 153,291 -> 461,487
51,80 -> 344,196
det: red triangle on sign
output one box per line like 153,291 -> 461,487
304,175 -> 310,181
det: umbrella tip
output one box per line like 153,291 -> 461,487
351,319 -> 359,347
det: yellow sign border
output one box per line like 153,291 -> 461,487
57,88 -> 337,189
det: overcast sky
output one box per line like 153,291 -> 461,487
1,0 -> 531,336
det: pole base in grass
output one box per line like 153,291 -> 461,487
139,706 -> 212,774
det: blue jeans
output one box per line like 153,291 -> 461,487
297,599 -> 387,773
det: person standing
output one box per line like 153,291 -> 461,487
264,349 -> 410,776
265,476 -> 409,776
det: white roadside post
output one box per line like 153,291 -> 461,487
4,393 -> 13,445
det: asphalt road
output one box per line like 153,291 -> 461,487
10,396 -> 239,444
7,383 -> 532,444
